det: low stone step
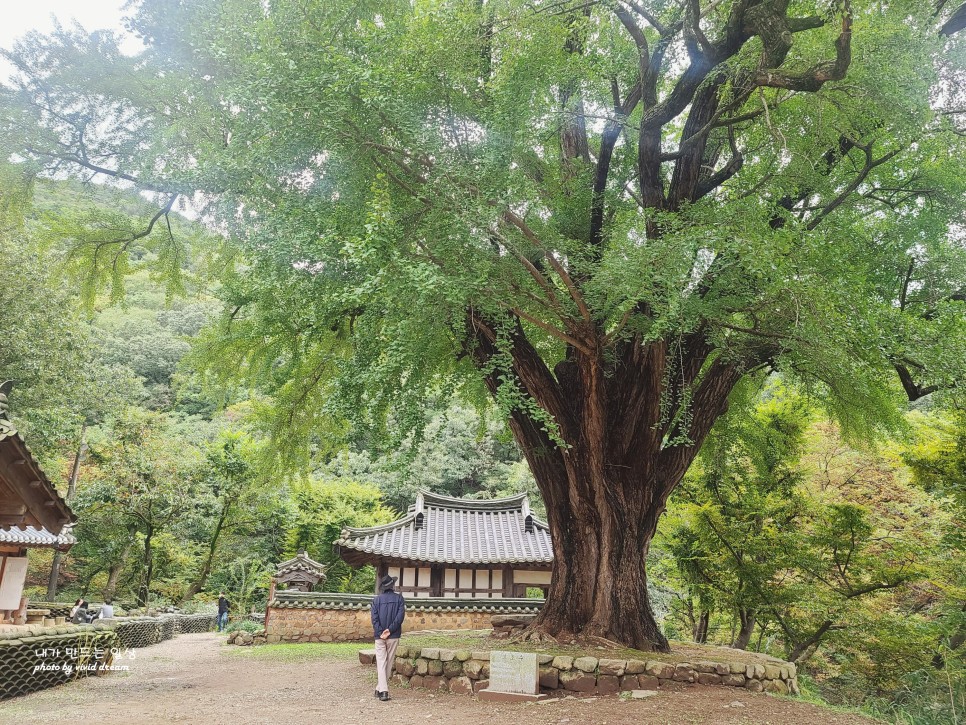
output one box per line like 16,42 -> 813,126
490,614 -> 537,628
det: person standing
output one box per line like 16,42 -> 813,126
371,574 -> 405,702
217,592 -> 231,632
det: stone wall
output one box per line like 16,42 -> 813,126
265,592 -> 543,644
360,646 -> 800,698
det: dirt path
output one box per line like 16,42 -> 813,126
0,633 -> 881,725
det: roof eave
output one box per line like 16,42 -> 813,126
0,433 -> 75,534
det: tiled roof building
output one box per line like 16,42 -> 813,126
336,490 -> 553,598
0,388 -> 77,623
274,549 -> 327,592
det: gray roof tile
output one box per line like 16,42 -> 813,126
0,525 -> 76,549
337,490 -> 553,565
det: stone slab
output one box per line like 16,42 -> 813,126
478,690 -> 549,703
489,650 -> 540,695
491,614 -> 537,628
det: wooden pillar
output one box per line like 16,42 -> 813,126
263,578 -> 277,630
430,566 -> 443,597
375,561 -> 387,594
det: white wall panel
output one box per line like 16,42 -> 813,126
514,570 -> 551,585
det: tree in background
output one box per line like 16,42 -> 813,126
0,165 -> 126,462
82,410 -> 201,606
665,385 -> 926,661
665,382 -> 811,647
318,402 -> 538,513
4,175 -> 392,608
178,431 -> 265,602
903,410 -> 966,668
0,164 -> 148,599
286,478 -> 396,594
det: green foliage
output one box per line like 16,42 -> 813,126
4,1 -> 962,460
225,619 -> 262,634
0,165 -> 135,465
28,177 -> 215,309
862,658 -> 965,725
223,557 -> 273,616
316,401 -> 537,513
285,478 -> 395,593
660,393 -> 960,719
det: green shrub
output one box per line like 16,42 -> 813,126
862,659 -> 965,725
225,619 -> 262,634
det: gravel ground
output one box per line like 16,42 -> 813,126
0,633 -> 882,725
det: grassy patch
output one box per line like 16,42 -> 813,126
784,676 -> 886,723
219,631 -> 787,668
222,641 -> 362,662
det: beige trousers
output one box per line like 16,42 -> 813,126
374,636 -> 399,693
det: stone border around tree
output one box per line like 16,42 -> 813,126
359,646 -> 800,697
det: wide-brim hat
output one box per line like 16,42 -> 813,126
380,574 -> 398,590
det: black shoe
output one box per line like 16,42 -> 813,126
379,692 -> 391,702
374,690 -> 380,699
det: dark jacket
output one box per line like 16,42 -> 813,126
371,591 -> 405,639
218,597 -> 230,615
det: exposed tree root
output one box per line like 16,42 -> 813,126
510,627 -> 559,644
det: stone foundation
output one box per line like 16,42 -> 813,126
360,647 -> 800,697
265,592 -> 543,644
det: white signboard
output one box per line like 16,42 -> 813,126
489,651 -> 539,694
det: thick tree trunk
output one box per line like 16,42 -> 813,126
103,538 -> 134,600
530,479 -> 673,651
693,610 -> 711,643
514,361 -> 738,650
137,526 -> 154,608
469,314 -> 744,651
514,405 -> 703,651
732,609 -> 756,649
47,425 -> 86,600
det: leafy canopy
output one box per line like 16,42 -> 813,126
1,1 -> 964,455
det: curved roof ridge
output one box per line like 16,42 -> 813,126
276,550 -> 326,572
339,511 -> 419,538
530,515 -> 550,530
417,488 -> 529,510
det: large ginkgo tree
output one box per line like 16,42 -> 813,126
2,0 -> 965,649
